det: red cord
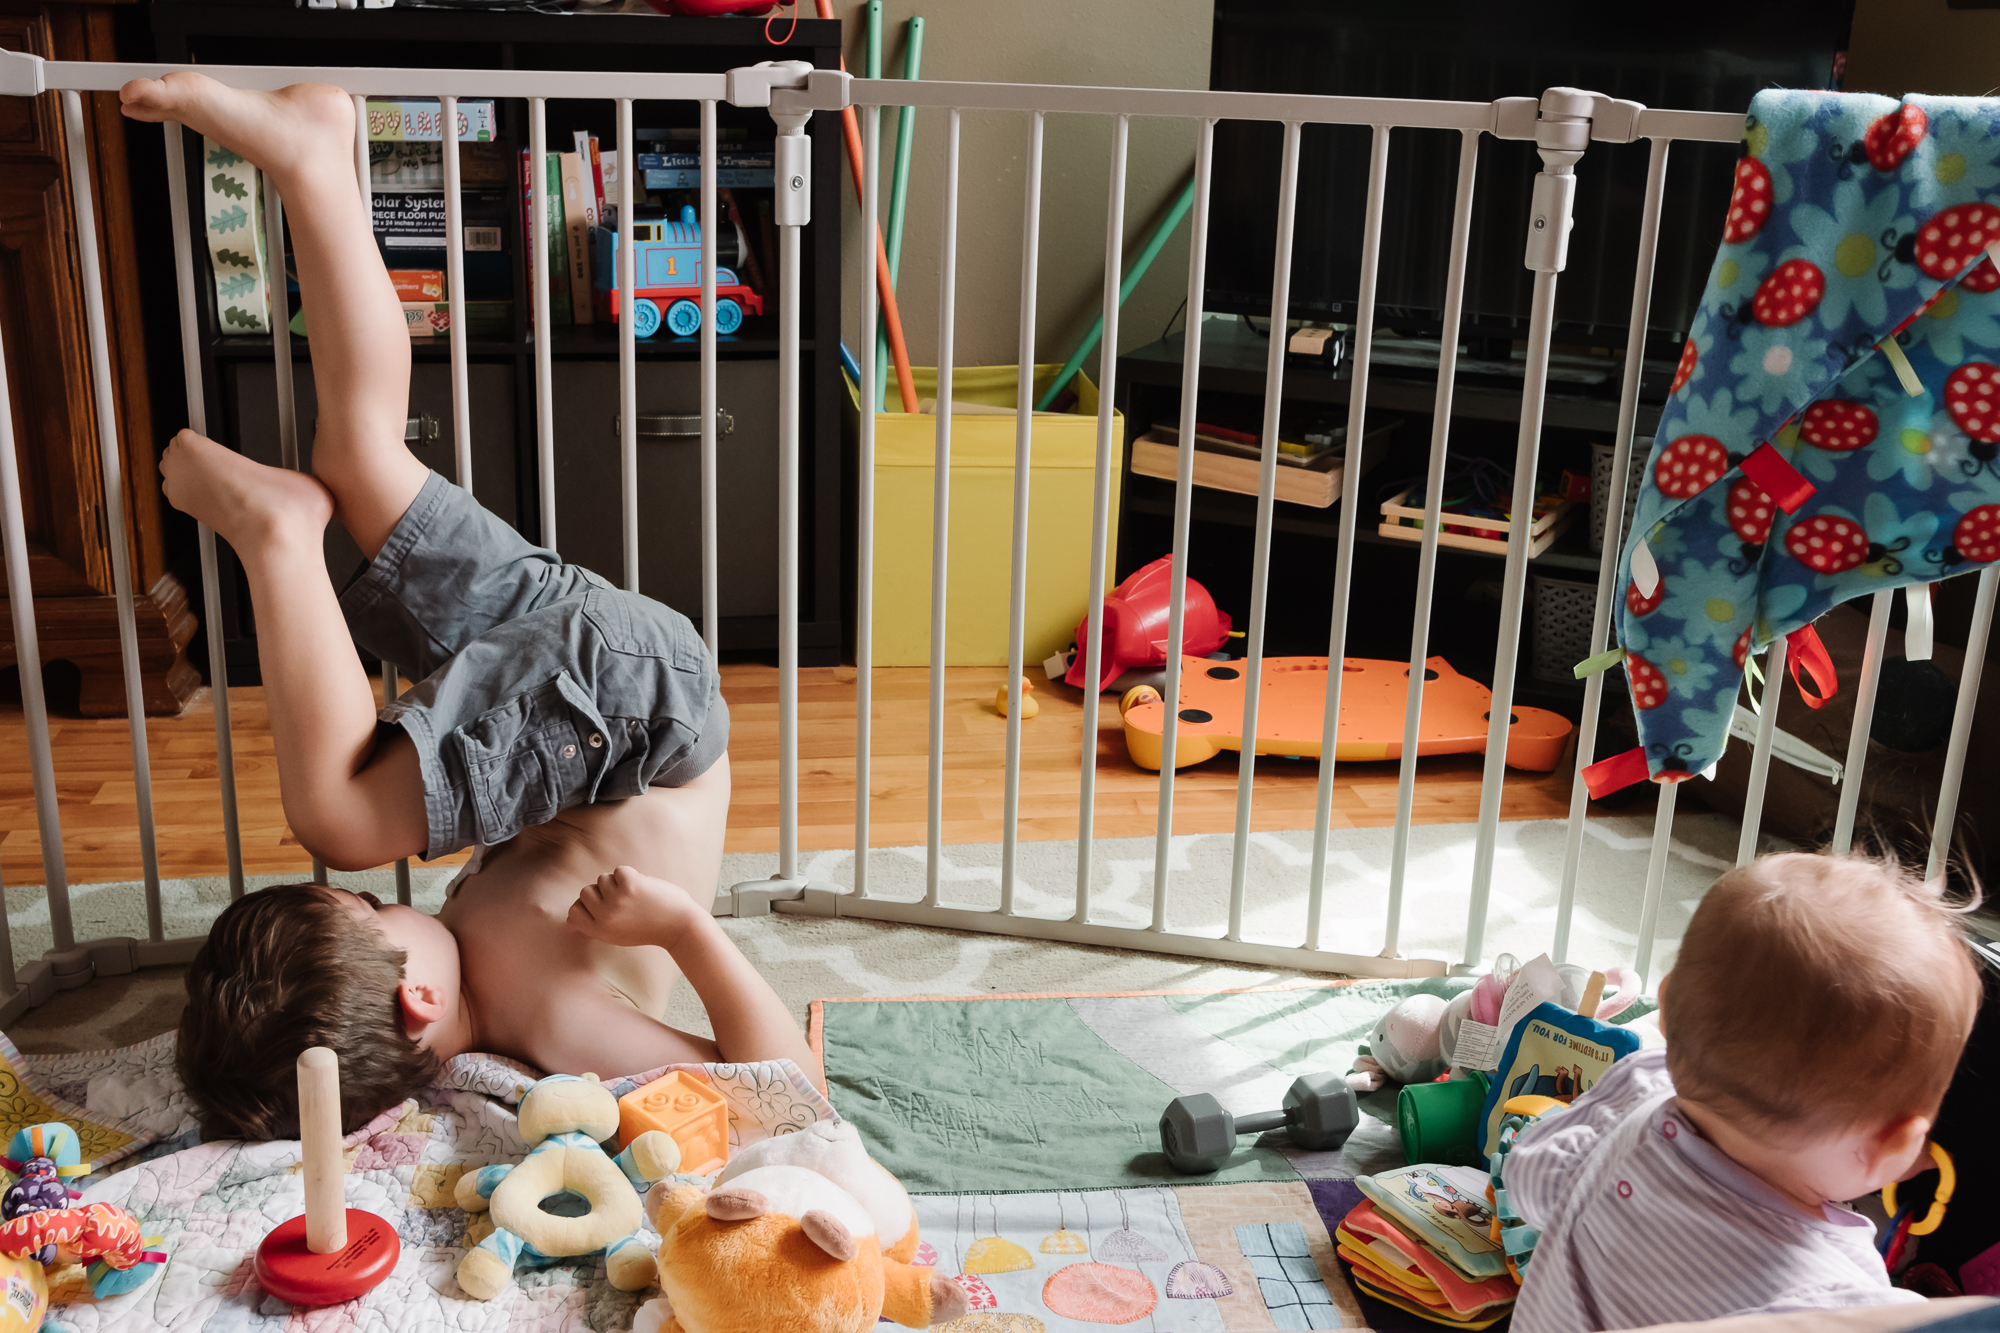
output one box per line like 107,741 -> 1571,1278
765,0 -> 799,44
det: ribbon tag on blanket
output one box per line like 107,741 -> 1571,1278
1880,337 -> 1927,398
1572,646 -> 1627,679
1581,746 -> 1651,798
1738,441 -> 1816,515
1631,538 -> 1661,600
1906,584 -> 1934,661
1786,624 -> 1838,709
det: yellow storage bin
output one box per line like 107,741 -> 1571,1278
847,364 -> 1122,667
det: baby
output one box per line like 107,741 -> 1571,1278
1508,853 -> 1982,1332
118,74 -> 817,1139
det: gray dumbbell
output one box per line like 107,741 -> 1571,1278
1158,1073 -> 1360,1174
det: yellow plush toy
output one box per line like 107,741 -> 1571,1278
455,1074 -> 683,1300
643,1120 -> 966,1332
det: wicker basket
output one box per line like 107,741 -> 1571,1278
1532,574 -> 1598,684
1590,439 -> 1650,554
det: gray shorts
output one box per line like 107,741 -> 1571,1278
339,471 -> 729,861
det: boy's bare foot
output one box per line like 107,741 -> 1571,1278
119,73 -> 354,191
159,429 -> 333,548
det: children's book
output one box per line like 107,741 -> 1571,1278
559,151 -> 594,324
1353,1164 -> 1509,1281
202,136 -> 272,334
365,98 -> 496,143
1339,1201 -> 1518,1317
1476,1001 -> 1640,1161
518,150 -> 572,327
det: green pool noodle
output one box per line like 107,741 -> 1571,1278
1036,170 -> 1198,411
876,15 -> 924,410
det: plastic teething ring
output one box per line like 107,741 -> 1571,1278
1882,1141 -> 1954,1236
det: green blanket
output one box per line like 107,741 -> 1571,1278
817,978 -> 1484,1194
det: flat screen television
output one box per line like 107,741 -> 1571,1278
1204,2 -> 1855,355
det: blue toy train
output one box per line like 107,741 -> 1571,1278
592,206 -> 764,338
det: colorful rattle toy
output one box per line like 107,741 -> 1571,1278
1883,1141 -> 1956,1237
0,1122 -> 165,1299
252,1049 -> 400,1306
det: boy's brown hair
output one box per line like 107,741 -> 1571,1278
177,883 -> 438,1140
1666,852 -> 1982,1139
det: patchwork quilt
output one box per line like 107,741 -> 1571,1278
0,1035 -> 1364,1333
10,1037 -> 834,1333
1620,89 -> 2000,778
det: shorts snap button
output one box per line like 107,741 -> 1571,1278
561,743 -> 578,760
589,732 -> 604,748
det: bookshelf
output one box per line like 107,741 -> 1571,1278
149,4 -> 847,680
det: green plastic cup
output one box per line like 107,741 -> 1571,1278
1396,1072 -> 1492,1167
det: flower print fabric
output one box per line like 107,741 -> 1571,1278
1620,90 -> 2000,779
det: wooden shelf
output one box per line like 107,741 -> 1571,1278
1119,317 -> 1672,436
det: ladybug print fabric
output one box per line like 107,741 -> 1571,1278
1621,90 -> 2000,780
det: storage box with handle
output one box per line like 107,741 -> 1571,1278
845,365 -> 1121,667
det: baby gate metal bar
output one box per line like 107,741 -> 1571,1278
801,76 -> 1815,982
0,49 -> 1977,1019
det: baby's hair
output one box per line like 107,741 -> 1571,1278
1665,852 -> 1982,1141
177,883 -> 439,1140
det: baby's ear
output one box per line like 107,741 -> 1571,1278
1871,1115 -> 1933,1183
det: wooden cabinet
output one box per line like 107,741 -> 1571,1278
0,0 -> 196,715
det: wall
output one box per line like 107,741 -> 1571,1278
1844,0 -> 2000,96
830,0 -> 1214,391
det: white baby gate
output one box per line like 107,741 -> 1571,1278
0,51 -> 1983,1028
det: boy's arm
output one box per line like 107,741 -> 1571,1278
564,867 -> 824,1087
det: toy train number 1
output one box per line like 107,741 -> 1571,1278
594,206 -> 764,338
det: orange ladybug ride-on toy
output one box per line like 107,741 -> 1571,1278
1118,655 -> 1573,773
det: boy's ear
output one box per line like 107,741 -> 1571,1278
399,981 -> 448,1034
1654,972 -> 1669,1038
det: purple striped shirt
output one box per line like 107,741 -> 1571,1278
1509,1049 -> 1923,1333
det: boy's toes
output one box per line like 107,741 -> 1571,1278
118,77 -> 173,122
118,71 -> 211,124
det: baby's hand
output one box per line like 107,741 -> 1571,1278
567,866 -> 697,948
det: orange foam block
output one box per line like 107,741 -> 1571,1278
616,1071 -> 730,1176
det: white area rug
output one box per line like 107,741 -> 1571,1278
3,815 -> 1763,1025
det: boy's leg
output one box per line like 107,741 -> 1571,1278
125,76 -> 429,869
123,75 -> 427,560
157,433 -> 429,869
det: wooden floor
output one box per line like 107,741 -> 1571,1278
0,664 -> 1597,883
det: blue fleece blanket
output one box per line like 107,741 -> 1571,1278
1620,90 -> 2000,778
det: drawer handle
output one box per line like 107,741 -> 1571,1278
321,414 -> 440,446
614,409 -> 736,440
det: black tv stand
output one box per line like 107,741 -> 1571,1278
1113,317 -> 1671,712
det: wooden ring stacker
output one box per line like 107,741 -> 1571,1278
253,1048 -> 400,1305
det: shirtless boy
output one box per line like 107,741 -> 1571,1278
121,73 -> 815,1138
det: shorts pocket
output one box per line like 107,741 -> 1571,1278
456,690 -> 586,845
583,586 -> 706,674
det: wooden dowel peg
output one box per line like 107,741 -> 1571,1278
297,1047 -> 347,1255
1577,970 -> 1606,1020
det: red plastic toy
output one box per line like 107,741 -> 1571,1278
1065,556 -> 1232,693
642,0 -> 778,14
253,1050 -> 399,1306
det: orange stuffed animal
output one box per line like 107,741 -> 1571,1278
642,1121 -> 965,1332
